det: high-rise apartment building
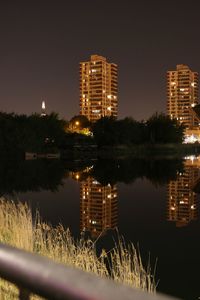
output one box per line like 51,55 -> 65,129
80,177 -> 117,238
167,165 -> 199,227
80,55 -> 118,122
167,64 -> 198,128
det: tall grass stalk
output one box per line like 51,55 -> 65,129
0,198 -> 156,298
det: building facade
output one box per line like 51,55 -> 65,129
167,64 -> 198,128
80,177 -> 117,238
80,55 -> 118,122
167,163 -> 199,227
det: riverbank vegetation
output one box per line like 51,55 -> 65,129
0,111 -> 184,156
0,112 -> 66,155
92,113 -> 184,146
0,199 -> 155,298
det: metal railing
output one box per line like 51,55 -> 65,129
0,243 -> 181,300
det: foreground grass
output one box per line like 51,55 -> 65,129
0,198 -> 155,299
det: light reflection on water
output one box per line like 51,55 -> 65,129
2,155 -> 200,300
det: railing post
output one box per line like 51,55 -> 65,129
19,288 -> 31,300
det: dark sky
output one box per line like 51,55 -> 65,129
1,0 -> 200,121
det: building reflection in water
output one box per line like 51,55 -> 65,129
80,177 -> 117,238
167,155 -> 200,227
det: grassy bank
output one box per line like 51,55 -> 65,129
0,198 -> 155,299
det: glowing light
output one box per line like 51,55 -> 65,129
184,155 -> 196,163
184,134 -> 199,144
92,180 -> 99,185
191,103 -> 196,107
42,101 -> 45,110
41,100 -> 46,116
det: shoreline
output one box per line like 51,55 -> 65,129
60,143 -> 200,160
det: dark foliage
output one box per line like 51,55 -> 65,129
69,115 -> 91,130
92,114 -> 184,146
0,112 -> 67,153
90,158 -> 184,186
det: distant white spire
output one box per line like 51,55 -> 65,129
41,100 -> 47,116
42,101 -> 45,110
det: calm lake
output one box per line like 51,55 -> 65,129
2,155 -> 200,300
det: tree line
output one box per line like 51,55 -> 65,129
0,112 -> 66,154
92,113 -> 184,146
0,111 -> 184,154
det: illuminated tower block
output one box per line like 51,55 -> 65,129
167,64 -> 198,128
80,55 -> 118,122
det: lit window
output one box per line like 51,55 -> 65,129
92,180 -> 99,185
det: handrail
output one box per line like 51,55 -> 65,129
0,243 -> 181,300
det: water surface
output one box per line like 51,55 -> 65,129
2,156 -> 200,300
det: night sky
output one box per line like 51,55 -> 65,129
1,1 -> 200,121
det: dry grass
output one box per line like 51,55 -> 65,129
0,198 -> 156,299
